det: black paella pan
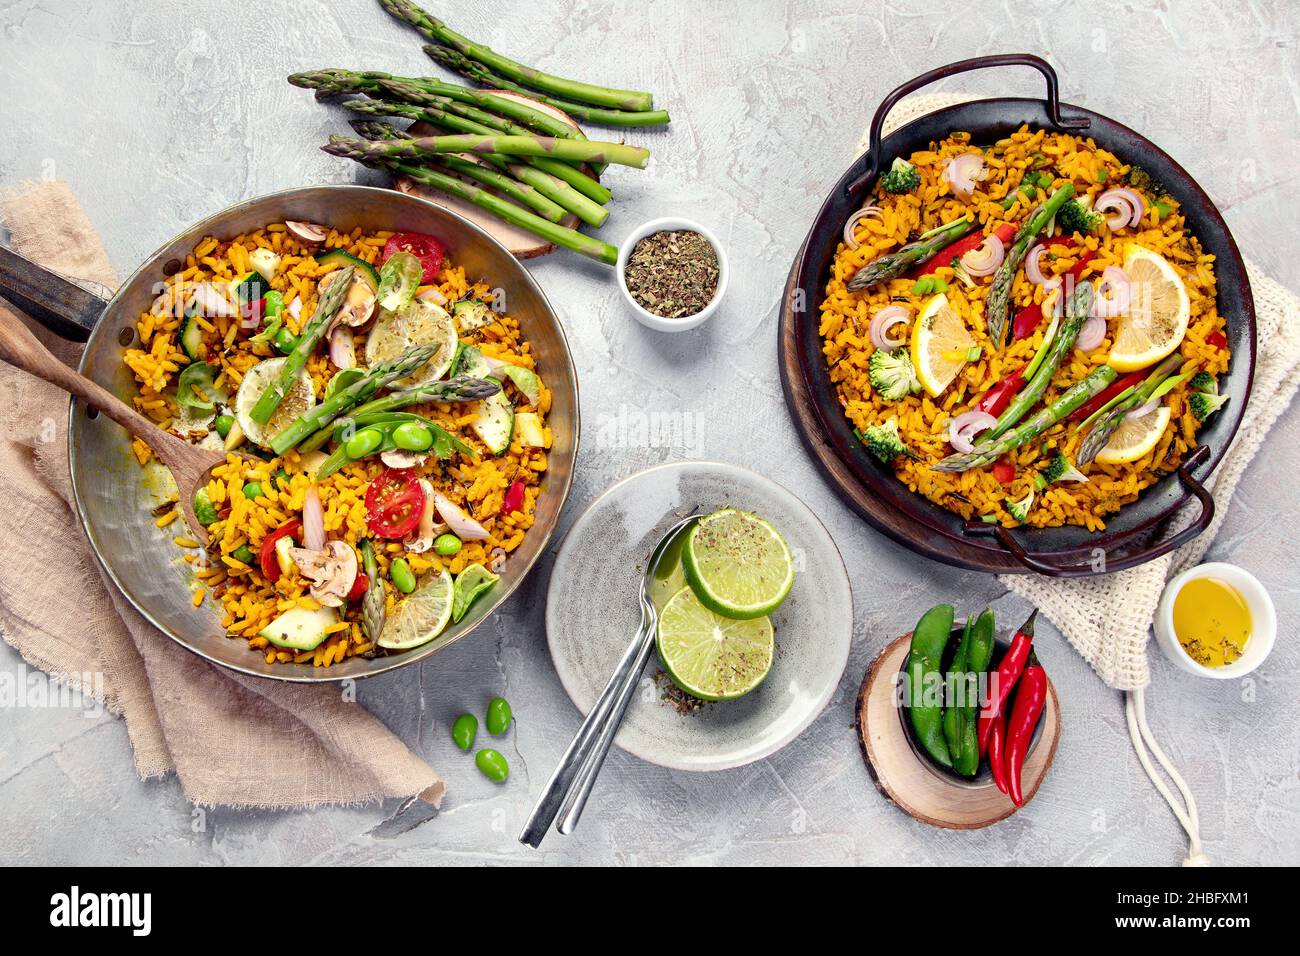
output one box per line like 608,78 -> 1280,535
778,54 -> 1254,577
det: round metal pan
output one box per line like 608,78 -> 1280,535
780,55 -> 1254,577
0,184 -> 579,680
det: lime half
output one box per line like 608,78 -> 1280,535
378,568 -> 454,650
681,509 -> 793,620
656,586 -> 774,701
452,563 -> 500,623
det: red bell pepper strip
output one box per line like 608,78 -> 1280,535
988,712 -> 1009,795
501,479 -> 526,517
259,519 -> 301,583
977,608 -> 1036,756
992,458 -> 1016,485
1012,303 -> 1044,341
913,222 -> 1017,277
974,368 -> 1028,417
347,572 -> 368,601
1067,368 -> 1148,423
1006,650 -> 1048,806
1207,330 -> 1228,350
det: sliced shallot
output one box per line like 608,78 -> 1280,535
417,286 -> 448,306
328,325 -> 356,369
1126,398 -> 1161,421
302,483 -> 327,553
948,410 -> 998,453
960,235 -> 1005,276
1095,188 -> 1145,229
1024,244 -> 1060,290
869,305 -> 910,349
1091,265 -> 1132,318
843,205 -> 885,250
433,493 -> 491,541
1076,313 -> 1107,351
943,153 -> 986,199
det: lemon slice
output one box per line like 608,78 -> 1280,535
911,293 -> 975,397
234,357 -> 315,449
1108,245 -> 1190,373
1096,406 -> 1172,465
377,568 -> 454,650
656,586 -> 774,701
363,299 -> 458,388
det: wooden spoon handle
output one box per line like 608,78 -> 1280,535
0,299 -> 165,452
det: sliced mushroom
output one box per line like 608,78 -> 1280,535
320,270 -> 377,329
381,449 -> 429,470
403,479 -> 447,553
288,540 -> 358,608
285,220 -> 328,244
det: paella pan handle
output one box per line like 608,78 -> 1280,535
0,244 -> 106,343
962,446 -> 1216,576
846,53 -> 1091,197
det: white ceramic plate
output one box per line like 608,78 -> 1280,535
545,461 -> 853,771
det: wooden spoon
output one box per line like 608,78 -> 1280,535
0,299 -> 233,545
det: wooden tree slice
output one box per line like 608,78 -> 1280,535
395,93 -> 593,260
856,633 -> 1061,829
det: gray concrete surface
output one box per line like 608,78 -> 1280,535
1,0 -> 1298,866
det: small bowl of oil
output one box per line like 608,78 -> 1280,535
1154,563 -> 1276,679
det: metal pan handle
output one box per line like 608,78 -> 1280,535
963,446 -> 1215,576
0,245 -> 107,343
847,53 -> 1090,197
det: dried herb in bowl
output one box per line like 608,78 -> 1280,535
624,230 -> 720,318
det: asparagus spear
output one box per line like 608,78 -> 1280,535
249,264 -> 353,425
328,132 -> 649,170
378,0 -> 655,112
359,539 -> 385,651
1076,355 -> 1184,466
424,45 -> 671,127
847,217 -> 973,291
343,98 -> 612,205
932,365 -> 1118,472
985,183 -> 1077,346
982,282 -> 1093,442
268,342 -> 440,455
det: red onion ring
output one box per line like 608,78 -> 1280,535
417,286 -> 448,306
1096,188 -> 1145,229
948,410 -> 998,453
1076,313 -> 1107,351
303,483 -> 327,553
1126,398 -> 1161,421
960,235 -> 1006,276
943,153 -> 986,199
1091,265 -> 1132,318
1024,244 -> 1061,290
843,205 -> 885,250
869,305 -> 910,349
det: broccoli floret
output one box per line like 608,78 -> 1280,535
1057,197 -> 1103,235
1041,452 -> 1089,485
859,418 -> 910,464
1005,489 -> 1035,524
1126,165 -> 1164,195
880,157 -> 921,194
1189,391 -> 1230,421
1189,371 -> 1218,394
868,348 -> 920,401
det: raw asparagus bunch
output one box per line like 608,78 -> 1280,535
326,132 -> 649,170
378,0 -> 656,112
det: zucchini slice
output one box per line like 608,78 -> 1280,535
180,310 -> 204,361
453,298 -> 495,331
260,605 -> 337,651
315,249 -> 380,292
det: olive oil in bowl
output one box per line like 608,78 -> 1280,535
1172,577 -> 1252,668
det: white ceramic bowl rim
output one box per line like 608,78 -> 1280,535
1155,562 -> 1276,679
615,217 -> 729,332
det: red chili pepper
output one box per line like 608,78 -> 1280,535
1011,303 -> 1044,341
1067,368 -> 1148,422
364,469 -> 426,539
977,608 -> 1036,756
501,479 -> 526,517
992,458 -> 1016,485
259,519 -> 301,582
1006,650 -> 1048,807
913,222 -> 1017,276
1207,331 -> 1228,350
347,573 -> 368,601
988,712 -> 1009,795
383,231 -> 445,283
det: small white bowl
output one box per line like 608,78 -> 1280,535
616,217 -> 728,332
1154,562 -> 1276,679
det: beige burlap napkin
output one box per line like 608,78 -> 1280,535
0,180 -> 445,810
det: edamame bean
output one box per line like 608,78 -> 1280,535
213,414 -> 234,439
273,327 -> 297,355
392,421 -> 434,452
390,558 -> 416,594
231,544 -> 257,565
451,713 -> 477,751
486,696 -> 512,736
434,533 -> 462,556
242,481 -> 263,500
344,426 -> 384,459
475,748 -> 509,783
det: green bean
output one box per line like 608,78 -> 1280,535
451,713 -> 477,751
434,534 -> 462,556
393,421 -> 434,452
345,426 -> 384,459
242,481 -> 263,500
389,558 -> 416,594
486,696 -> 512,735
475,748 -> 509,782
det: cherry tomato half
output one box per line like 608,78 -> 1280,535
364,469 -> 426,539
259,519 -> 301,582
383,232 -> 445,283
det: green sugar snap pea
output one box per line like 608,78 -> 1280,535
476,749 -> 509,783
486,696 -> 512,735
451,713 -> 477,751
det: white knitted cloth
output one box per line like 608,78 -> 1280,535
865,95 -> 1300,690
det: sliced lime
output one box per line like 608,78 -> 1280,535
234,357 -> 315,449
363,298 -> 457,388
452,562 -> 500,623
377,568 -> 454,650
656,586 -> 774,701
681,509 -> 793,620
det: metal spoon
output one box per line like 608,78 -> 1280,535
519,509 -> 699,848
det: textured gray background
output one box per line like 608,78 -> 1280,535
1,0 -> 1298,865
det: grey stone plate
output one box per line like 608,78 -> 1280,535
545,461 -> 853,771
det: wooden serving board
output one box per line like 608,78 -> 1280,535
856,634 -> 1061,829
